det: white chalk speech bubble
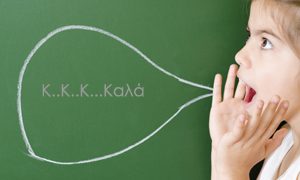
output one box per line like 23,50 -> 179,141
17,25 -> 213,165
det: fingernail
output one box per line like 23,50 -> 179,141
283,101 -> 289,109
231,64 -> 236,71
257,100 -> 264,108
272,96 -> 280,104
239,114 -> 245,122
240,80 -> 246,86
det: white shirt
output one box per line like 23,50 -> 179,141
258,130 -> 300,180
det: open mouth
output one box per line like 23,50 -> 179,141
244,85 -> 257,103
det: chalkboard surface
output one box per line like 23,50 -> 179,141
0,0 -> 248,179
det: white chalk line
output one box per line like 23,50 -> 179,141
17,25 -> 213,165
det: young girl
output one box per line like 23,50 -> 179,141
209,0 -> 300,179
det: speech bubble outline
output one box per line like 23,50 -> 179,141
17,25 -> 213,165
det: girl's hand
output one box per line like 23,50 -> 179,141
215,96 -> 289,179
209,64 -> 247,150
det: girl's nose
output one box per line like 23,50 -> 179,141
235,46 -> 251,68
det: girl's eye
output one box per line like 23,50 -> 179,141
261,38 -> 273,49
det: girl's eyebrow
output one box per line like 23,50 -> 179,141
246,25 -> 282,41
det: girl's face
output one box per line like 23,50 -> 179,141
235,1 -> 300,120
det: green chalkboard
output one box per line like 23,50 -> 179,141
0,0 -> 248,179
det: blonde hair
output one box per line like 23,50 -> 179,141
251,0 -> 300,58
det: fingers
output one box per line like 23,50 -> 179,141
265,128 -> 289,157
212,74 -> 222,106
246,96 -> 289,145
252,96 -> 281,140
226,114 -> 248,144
234,80 -> 246,100
223,64 -> 238,100
261,100 -> 289,141
243,100 -> 264,141
212,64 -> 241,105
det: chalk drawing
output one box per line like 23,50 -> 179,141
17,25 -> 213,165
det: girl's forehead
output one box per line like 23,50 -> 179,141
248,1 -> 282,37
249,1 -> 273,28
